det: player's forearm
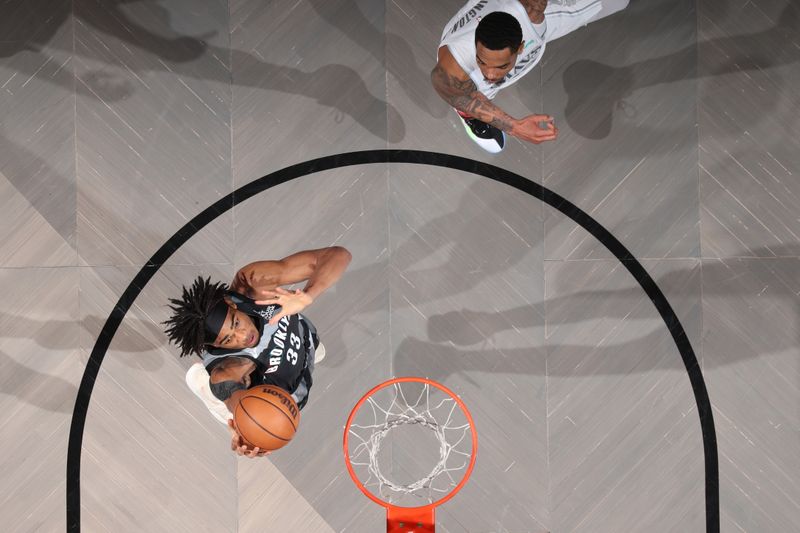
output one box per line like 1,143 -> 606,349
431,66 -> 517,132
302,246 -> 351,301
455,93 -> 518,133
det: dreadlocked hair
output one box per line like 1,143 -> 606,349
163,276 -> 228,357
475,11 -> 523,51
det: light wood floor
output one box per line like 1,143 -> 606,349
1,0 -> 798,531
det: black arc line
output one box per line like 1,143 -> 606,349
66,149 -> 719,532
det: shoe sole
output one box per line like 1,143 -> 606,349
456,111 -> 505,153
314,342 -> 326,363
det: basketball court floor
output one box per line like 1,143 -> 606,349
1,0 -> 798,531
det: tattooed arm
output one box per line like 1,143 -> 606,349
519,0 -> 548,24
431,45 -> 558,144
431,51 -> 516,132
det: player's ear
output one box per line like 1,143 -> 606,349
516,41 -> 524,55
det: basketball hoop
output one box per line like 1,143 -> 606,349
343,377 -> 478,532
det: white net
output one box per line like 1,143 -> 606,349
346,380 -> 475,507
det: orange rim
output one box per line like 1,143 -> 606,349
343,376 -> 478,514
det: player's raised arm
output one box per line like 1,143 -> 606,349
230,246 -> 351,322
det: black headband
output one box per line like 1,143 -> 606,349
204,299 -> 229,344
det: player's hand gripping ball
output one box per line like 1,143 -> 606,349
233,385 -> 300,451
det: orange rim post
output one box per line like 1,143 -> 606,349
387,506 -> 435,532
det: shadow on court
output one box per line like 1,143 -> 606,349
562,0 -> 798,140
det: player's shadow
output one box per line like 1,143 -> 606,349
232,53 -> 404,143
0,128 -> 223,264
0,310 -> 166,371
0,0 -> 403,141
0,0 -> 210,62
0,132 -> 76,249
310,177 -> 540,366
0,350 -> 78,413
0,2 -> 403,255
0,308 -> 175,410
0,0 -> 208,101
307,0 -> 447,119
392,245 -> 800,382
562,1 -> 798,140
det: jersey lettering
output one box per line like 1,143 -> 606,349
450,0 -> 488,34
290,332 -> 301,350
441,0 -> 548,99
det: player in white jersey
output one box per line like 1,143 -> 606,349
432,0 -> 629,152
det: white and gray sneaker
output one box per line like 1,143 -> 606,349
185,362 -> 232,426
456,111 -> 506,153
314,342 -> 326,363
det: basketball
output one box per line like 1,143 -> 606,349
233,385 -> 300,451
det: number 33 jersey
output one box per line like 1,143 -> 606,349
202,312 -> 317,406
251,313 -> 312,394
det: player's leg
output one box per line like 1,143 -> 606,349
545,0 -> 629,44
186,362 -> 232,425
587,0 -> 630,24
314,341 -> 326,363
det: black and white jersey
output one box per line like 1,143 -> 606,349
202,312 -> 318,409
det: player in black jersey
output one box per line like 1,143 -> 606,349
163,246 -> 351,457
